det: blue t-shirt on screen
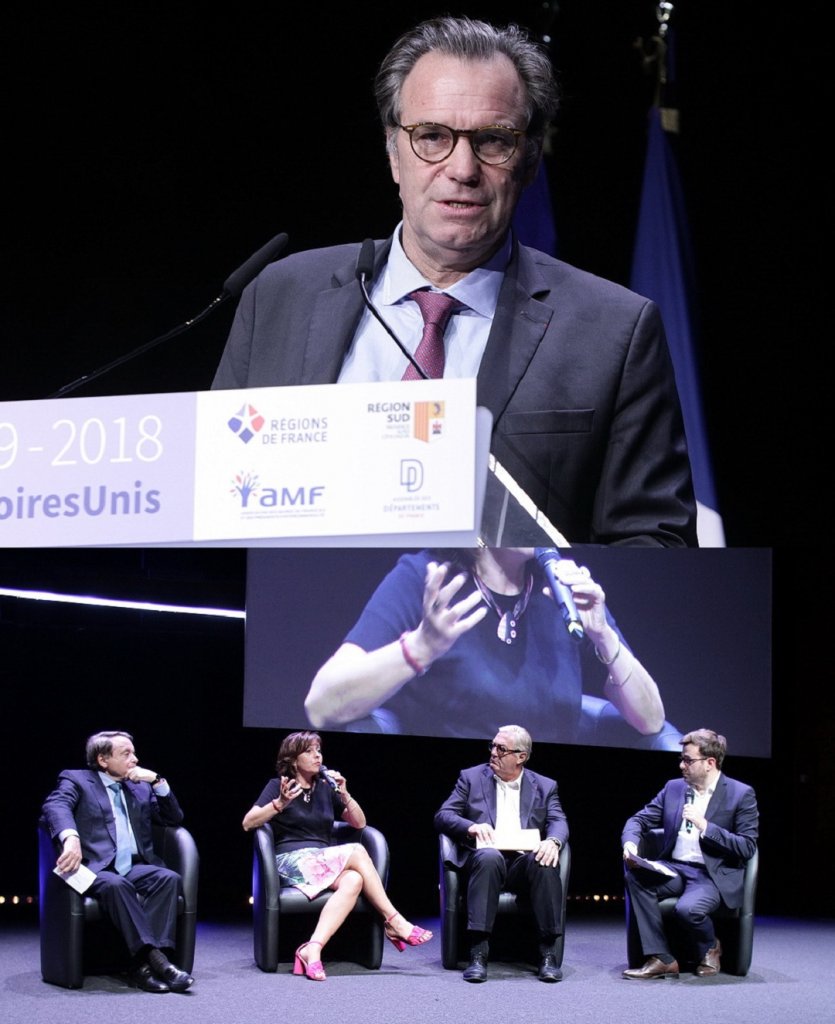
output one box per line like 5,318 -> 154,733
343,550 -> 625,743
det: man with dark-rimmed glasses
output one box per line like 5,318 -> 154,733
434,724 -> 568,983
621,728 -> 759,979
212,14 -> 696,548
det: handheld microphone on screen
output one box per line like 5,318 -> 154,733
684,787 -> 695,832
355,238 -> 429,380
534,547 -> 585,642
49,231 -> 290,398
319,765 -> 340,791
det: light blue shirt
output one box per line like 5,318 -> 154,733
337,224 -> 510,382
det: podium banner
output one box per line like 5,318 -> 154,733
0,379 -> 482,547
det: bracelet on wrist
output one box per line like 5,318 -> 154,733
595,637 -> 621,666
399,632 -> 428,676
271,798 -> 282,813
607,663 -> 634,688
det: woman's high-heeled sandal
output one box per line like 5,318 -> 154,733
383,912 -> 434,952
292,942 -> 326,980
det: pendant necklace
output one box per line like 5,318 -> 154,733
472,569 -> 534,644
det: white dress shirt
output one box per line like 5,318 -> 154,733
672,772 -> 720,863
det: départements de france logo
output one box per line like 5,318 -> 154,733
227,404 -> 265,443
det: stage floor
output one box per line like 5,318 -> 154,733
2,913 -> 833,1024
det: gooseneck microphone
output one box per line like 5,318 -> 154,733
355,238 -> 429,380
319,765 -> 340,791
49,231 -> 290,399
534,547 -> 585,642
684,787 -> 695,832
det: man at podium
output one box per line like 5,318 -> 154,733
212,16 -> 696,547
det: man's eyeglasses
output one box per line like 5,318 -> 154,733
679,756 -> 708,766
489,743 -> 522,757
398,122 -> 526,166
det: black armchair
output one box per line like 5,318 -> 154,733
625,827 -> 758,976
38,821 -> 199,989
252,820 -> 389,972
438,832 -> 571,969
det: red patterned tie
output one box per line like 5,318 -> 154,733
403,289 -> 459,380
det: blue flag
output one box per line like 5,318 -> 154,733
513,160 -> 558,257
630,104 -> 725,546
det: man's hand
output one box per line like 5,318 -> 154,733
127,767 -> 159,784
467,823 -> 496,846
622,841 -> 639,869
56,835 -> 82,873
535,838 -> 561,868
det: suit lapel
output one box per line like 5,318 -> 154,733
519,771 -> 535,826
476,243 -> 555,425
705,775 -> 729,820
91,773 -> 120,848
300,241 -> 392,384
301,284 -> 366,383
480,768 -> 498,826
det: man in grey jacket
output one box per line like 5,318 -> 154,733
212,15 -> 695,547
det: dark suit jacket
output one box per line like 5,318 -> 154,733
621,774 -> 758,909
41,769 -> 184,873
211,238 -> 696,547
434,764 -> 569,870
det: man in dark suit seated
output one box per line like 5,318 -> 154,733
434,724 -> 569,983
41,729 -> 194,993
211,15 -> 696,547
621,727 -> 759,979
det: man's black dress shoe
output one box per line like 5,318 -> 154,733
696,939 -> 722,977
539,952 -> 562,982
463,952 -> 488,983
153,961 -> 194,993
130,963 -> 170,993
622,956 -> 680,980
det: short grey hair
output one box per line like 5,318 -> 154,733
498,724 -> 533,757
375,15 -> 559,164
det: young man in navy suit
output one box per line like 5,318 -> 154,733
621,728 -> 759,979
42,730 -> 194,993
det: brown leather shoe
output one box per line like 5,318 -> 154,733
623,956 -> 680,980
696,939 -> 722,977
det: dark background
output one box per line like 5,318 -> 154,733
2,1 -> 818,549
1,2 -> 827,926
